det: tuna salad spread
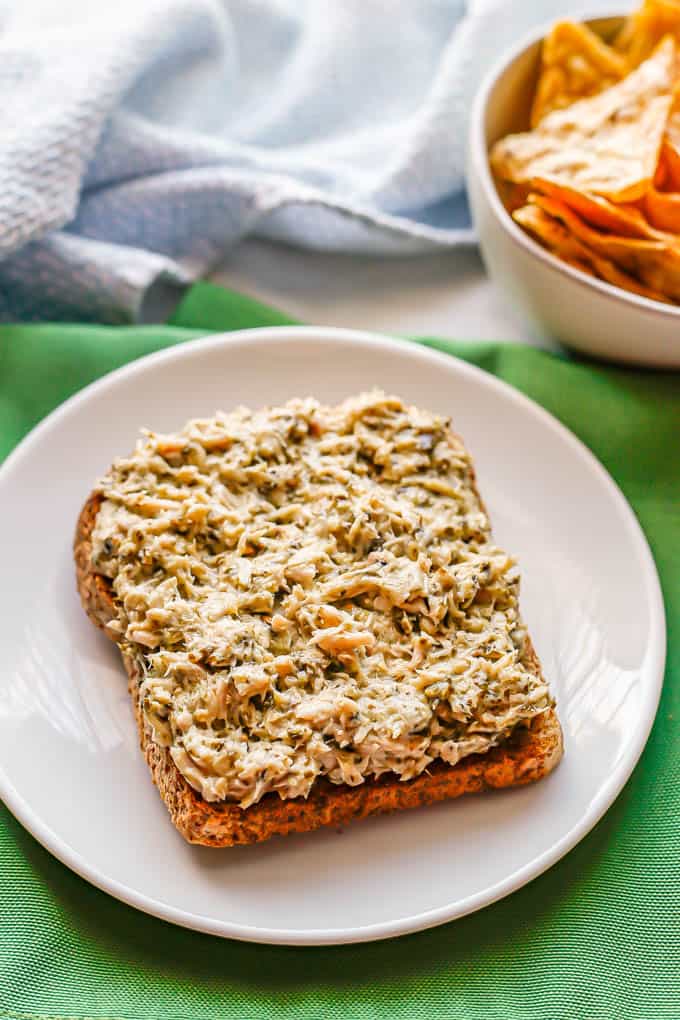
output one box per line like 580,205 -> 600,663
91,392 -> 551,808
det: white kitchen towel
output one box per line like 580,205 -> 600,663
0,0 -> 614,321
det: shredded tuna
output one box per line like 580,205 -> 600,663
91,392 -> 551,806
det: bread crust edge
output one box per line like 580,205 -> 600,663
74,491 -> 563,847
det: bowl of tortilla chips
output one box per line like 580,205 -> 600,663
468,3 -> 680,367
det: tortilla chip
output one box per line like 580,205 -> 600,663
612,12 -> 639,55
530,192 -> 680,298
496,179 -> 531,213
666,98 -> 680,144
643,185 -> 680,229
577,249 -> 674,301
662,138 -> 680,187
662,101 -> 680,186
615,0 -> 680,68
532,178 -> 669,238
560,253 -> 601,278
514,202 -> 614,270
531,21 -> 626,126
490,37 -> 675,203
655,147 -> 671,188
513,203 -> 674,302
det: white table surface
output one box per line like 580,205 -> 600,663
209,239 -> 558,350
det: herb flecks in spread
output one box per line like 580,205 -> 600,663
91,393 -> 551,807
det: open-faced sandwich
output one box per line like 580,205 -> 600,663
74,391 -> 562,846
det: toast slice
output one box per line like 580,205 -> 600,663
74,396 -> 562,847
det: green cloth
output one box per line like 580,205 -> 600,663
0,282 -> 678,1020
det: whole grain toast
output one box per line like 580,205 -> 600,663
75,492 -> 563,848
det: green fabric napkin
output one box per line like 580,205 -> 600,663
0,282 -> 678,1020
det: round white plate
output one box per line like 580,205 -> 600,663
0,328 -> 665,946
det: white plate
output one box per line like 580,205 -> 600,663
0,327 -> 665,946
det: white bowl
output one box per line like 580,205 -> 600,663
468,14 -> 680,369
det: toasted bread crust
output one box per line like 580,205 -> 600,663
75,492 -> 563,847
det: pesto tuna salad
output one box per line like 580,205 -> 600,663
90,392 -> 552,809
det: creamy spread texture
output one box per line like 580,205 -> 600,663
91,392 -> 551,808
